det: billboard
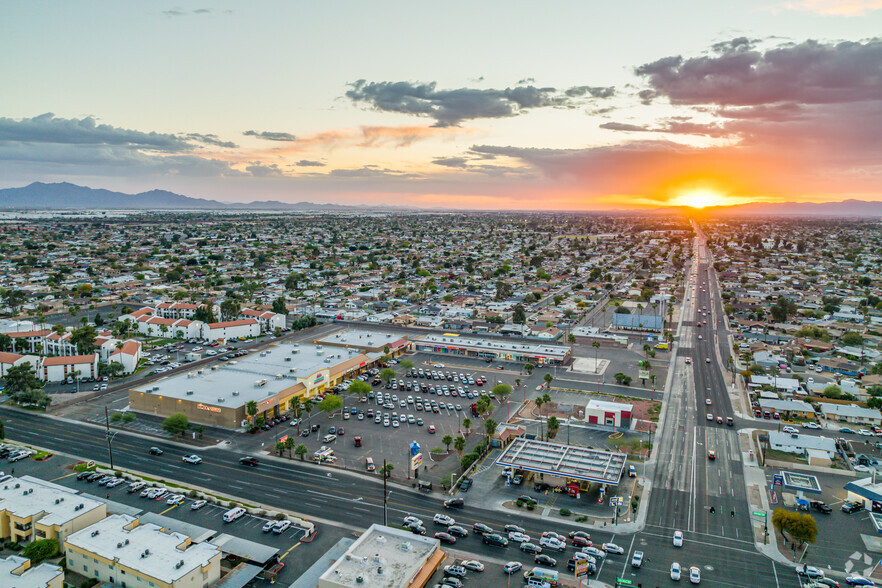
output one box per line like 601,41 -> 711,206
411,453 -> 423,470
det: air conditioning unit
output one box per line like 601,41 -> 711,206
232,391 -> 239,396
186,390 -> 193,395
217,397 -> 225,403
285,357 -> 291,362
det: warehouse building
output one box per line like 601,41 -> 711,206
412,333 -> 571,365
129,342 -> 382,428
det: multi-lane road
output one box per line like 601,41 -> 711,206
3,234 -> 805,586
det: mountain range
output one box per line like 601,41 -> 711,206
1,182 -> 881,216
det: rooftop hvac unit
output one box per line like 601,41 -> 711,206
187,372 -> 195,378
217,397 -> 225,403
153,386 -> 159,392
324,358 -> 331,363
316,345 -> 322,349
198,369 -> 204,375
232,391 -> 239,396
285,357 -> 291,362
186,390 -> 193,395
289,367 -> 297,373
117,542 -> 123,548
211,366 -> 218,371
260,352 -> 266,357
316,350 -> 324,356
91,530 -> 99,537
229,361 -> 237,365
276,374 -> 283,379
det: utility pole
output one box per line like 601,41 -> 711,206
382,458 -> 388,526
104,406 -> 114,470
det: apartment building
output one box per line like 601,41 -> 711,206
39,355 -> 99,382
0,555 -> 63,588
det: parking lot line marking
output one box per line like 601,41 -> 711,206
279,542 -> 301,561
50,472 -> 79,482
159,504 -> 179,515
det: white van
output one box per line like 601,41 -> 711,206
223,507 -> 246,523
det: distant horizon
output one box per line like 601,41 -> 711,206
1,2 -> 880,209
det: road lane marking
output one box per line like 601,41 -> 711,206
278,542 -> 301,561
50,472 -> 79,482
159,504 -> 179,515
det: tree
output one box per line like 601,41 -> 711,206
454,436 -> 466,460
0,333 -> 13,352
284,435 -> 296,458
614,372 -> 626,384
543,373 -> 554,389
524,363 -> 535,375
162,413 -> 189,437
592,341 -> 601,373
546,415 -> 560,440
220,299 -> 241,322
789,512 -> 818,546
535,395 -> 545,414
842,331 -> 864,347
379,462 -> 394,479
272,296 -> 287,314
2,289 -> 27,314
0,417 -> 4,440
294,443 -> 308,461
4,363 -> 41,398
245,401 -> 258,426
275,440 -> 286,455
400,359 -> 415,370
822,384 -> 842,399
485,418 -> 498,441
492,383 -> 513,403
442,434 -> 454,452
317,395 -> 343,416
568,333 -> 576,344
514,378 -> 521,389
462,417 -> 472,432
70,325 -> 97,354
512,304 -> 526,324
380,368 -> 397,385
348,380 -> 372,398
21,538 -> 57,564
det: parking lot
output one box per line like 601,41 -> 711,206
279,356 -> 522,484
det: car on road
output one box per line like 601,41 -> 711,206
410,525 -> 426,535
483,533 -> 509,547
859,429 -> 874,436
673,530 -> 684,547
447,525 -> 468,537
708,450 -> 716,460
671,562 -> 682,581
535,554 -> 557,567
813,579 -> 840,587
582,546 -> 605,560
602,543 -> 624,554
472,523 -> 493,535
504,524 -> 525,535
322,434 -> 336,443
631,551 -> 644,568
434,532 -> 456,544
797,565 -> 825,579
459,478 -> 472,492
404,516 -> 423,528
840,428 -> 856,434
705,399 -> 712,405
190,499 -> 207,510
508,531 -> 530,543
182,454 -> 202,464
520,542 -> 541,554
690,566 -> 701,583
846,576 -> 875,586
572,535 -> 592,548
803,422 -> 822,429
444,497 -> 464,509
502,561 -> 521,574
539,536 -> 566,551
842,501 -> 863,514
433,513 -> 455,526
461,560 -> 484,572
239,456 -> 259,466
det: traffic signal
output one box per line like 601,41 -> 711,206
709,506 -> 715,514
731,510 -> 735,517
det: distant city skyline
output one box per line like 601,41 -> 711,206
1,1 -> 880,209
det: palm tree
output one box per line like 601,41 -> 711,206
245,401 -> 258,425
592,341 -> 601,373
514,378 -> 521,389
284,436 -> 295,458
543,373 -> 553,389
274,441 -> 286,455
454,436 -> 466,461
462,417 -> 471,433
294,444 -> 308,461
546,416 -> 560,440
442,434 -> 454,452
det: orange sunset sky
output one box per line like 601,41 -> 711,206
1,1 -> 881,209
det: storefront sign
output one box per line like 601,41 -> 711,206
196,403 -> 221,413
313,373 -> 325,385
411,453 -> 423,470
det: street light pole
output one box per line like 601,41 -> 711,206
383,458 -> 388,526
104,406 -> 114,470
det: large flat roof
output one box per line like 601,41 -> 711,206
132,342 -> 379,408
416,333 -> 571,359
0,476 -> 104,526
319,524 -> 439,588
65,514 -> 220,584
495,438 -> 627,485
316,329 -> 408,350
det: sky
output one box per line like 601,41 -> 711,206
1,0 -> 881,210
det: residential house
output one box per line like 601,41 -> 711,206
818,402 -> 882,426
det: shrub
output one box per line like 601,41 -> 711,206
515,499 -> 524,508
526,503 -> 535,511
559,508 -> 571,517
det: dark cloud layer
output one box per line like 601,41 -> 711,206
345,80 -> 615,127
243,130 -> 297,142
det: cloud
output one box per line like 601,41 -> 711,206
186,133 -> 238,148
245,163 -> 284,177
432,156 -> 469,168
600,118 -> 729,137
243,130 -> 297,142
345,79 -> 614,126
162,8 -> 213,17
359,125 -> 468,147
326,165 -> 418,179
0,113 -> 190,151
599,122 -> 649,132
294,159 -> 325,167
778,0 -> 882,16
565,86 -> 616,99
635,37 -> 882,107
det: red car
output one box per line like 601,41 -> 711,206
572,535 -> 592,548
434,532 -> 457,544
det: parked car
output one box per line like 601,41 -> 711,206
842,501 -> 863,514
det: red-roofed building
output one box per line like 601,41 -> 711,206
0,352 -> 33,378
202,319 -> 259,342
40,354 -> 98,382
136,316 -> 202,339
109,340 -> 142,374
239,309 -> 286,333
155,302 -> 204,320
1,330 -> 50,354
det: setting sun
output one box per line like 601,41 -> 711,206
674,189 -> 725,209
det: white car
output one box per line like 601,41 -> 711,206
673,530 -> 684,547
859,429 -> 874,436
433,513 -> 455,526
190,500 -> 207,510
782,426 -> 799,434
602,543 -> 624,554
182,454 -> 202,464
854,464 -> 872,472
583,546 -> 606,559
403,516 -> 423,528
671,562 -> 682,581
508,531 -> 531,543
166,494 -> 184,505
706,414 -> 714,421
461,560 -> 484,572
539,536 -> 566,551
802,422 -> 821,429
273,520 -> 291,534
705,399 -> 712,405
690,566 -> 701,583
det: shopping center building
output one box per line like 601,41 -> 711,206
412,333 -> 571,365
129,341 -> 384,428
